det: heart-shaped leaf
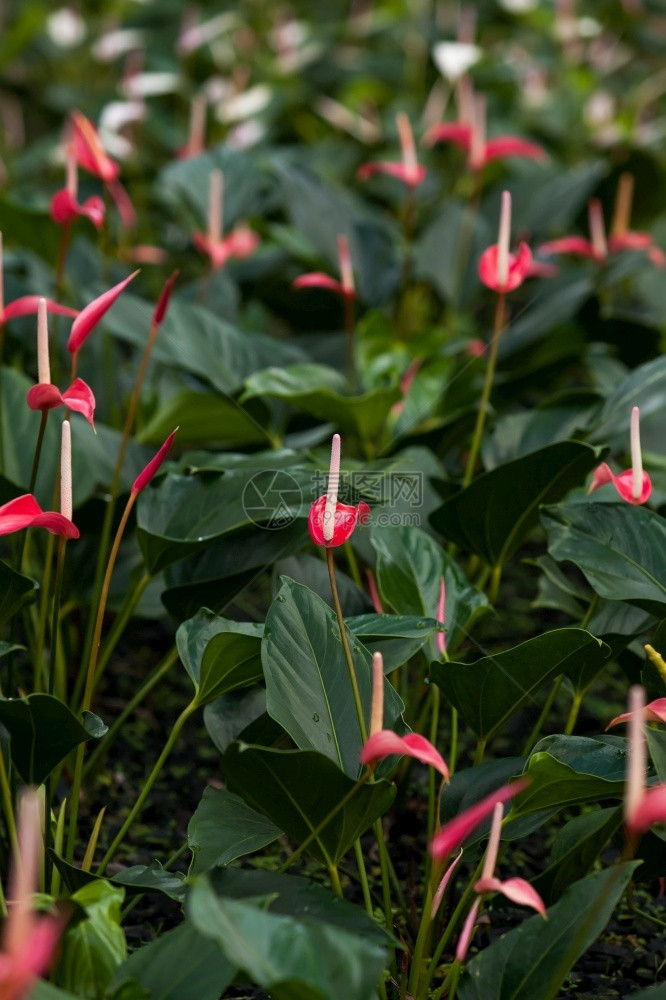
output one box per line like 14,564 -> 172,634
430,629 -> 609,741
176,609 -> 264,708
262,578 -> 406,778
346,613 -> 443,671
188,787 -> 282,875
531,806 -> 624,904
222,742 -> 395,866
430,442 -> 603,568
0,694 -> 106,784
542,500 -> 666,615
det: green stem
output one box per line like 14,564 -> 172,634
564,691 -> 583,735
354,838 -> 373,916
328,862 -> 343,897
473,738 -> 486,767
28,409 -> 49,497
522,676 -> 563,757
83,647 -> 178,781
373,817 -> 394,942
427,858 -> 484,979
326,547 -> 367,742
450,706 -> 459,777
462,293 -> 505,488
48,538 -> 66,697
407,871 -> 438,999
427,684 -> 441,845
433,960 -> 461,1000
89,572 -> 150,697
344,540 -> 362,588
0,743 -> 17,857
96,701 -> 196,876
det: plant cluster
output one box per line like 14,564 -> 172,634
0,1 -> 666,998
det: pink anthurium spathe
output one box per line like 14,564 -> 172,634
0,790 -> 65,1000
622,685 -> 666,837
0,495 -> 78,540
478,191 -> 533,293
607,697 -> 666,729
357,112 -> 426,188
430,777 -> 528,860
67,271 -> 138,356
474,875 -> 547,915
132,428 -> 178,494
588,406 -> 652,505
70,110 -> 136,228
192,169 -> 259,270
50,147 -> 105,230
307,434 -> 370,547
293,235 -> 355,300
539,194 -> 662,267
361,731 -> 450,781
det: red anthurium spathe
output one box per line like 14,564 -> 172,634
0,495 -> 78,540
50,148 -> 105,230
588,406 -> 652,505
293,235 -> 355,300
307,434 -> 370,547
622,685 -> 666,837
361,731 -> 450,781
69,111 -> 135,228
430,777 -> 528,860
192,169 -> 259,270
0,790 -> 65,1000
0,235 -> 79,327
607,696 -> 666,729
478,191 -> 533,293
67,271 -> 138,355
474,875 -> 547,915
357,112 -> 426,188
132,428 -> 178,494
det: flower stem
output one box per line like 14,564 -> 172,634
463,292 -> 505,488
0,742 -> 17,858
48,537 -> 67,697
326,546 -> 367,742
564,691 -> 583,735
354,838 -> 373,915
473,738 -> 486,767
522,676 -> 563,757
96,700 -> 197,875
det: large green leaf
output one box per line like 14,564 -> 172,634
187,877 -> 387,1000
203,687 -> 267,755
222,742 -> 395,866
430,629 -> 608,741
531,806 -> 623,904
0,558 -> 37,625
590,355 -> 666,453
53,881 -> 126,1000
430,442 -> 603,568
242,364 -> 401,441
542,500 -> 666,615
176,608 -> 264,707
188,786 -> 282,875
457,863 -> 638,1000
50,854 -> 186,903
371,524 -> 491,654
137,460 -> 313,574
112,922 -> 235,1000
138,391 -> 271,448
511,735 -> 626,820
0,694 -> 106,784
346,613 -> 444,671
262,579 -> 406,778
414,199 -> 492,306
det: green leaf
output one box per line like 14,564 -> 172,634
646,727 -> 666,783
512,735 -> 626,819
138,391 -> 271,449
371,524 -> 491,654
222,742 -> 395,866
430,442 -> 603,568
207,867 -> 388,945
203,687 -> 267,755
242,364 -> 401,440
542,500 -> 666,615
590,355 -> 666,453
0,694 -> 105,784
430,629 -> 608,741
346,613 -> 443,671
112,922 -> 235,1000
49,853 -> 186,903
29,983 -> 81,1000
457,863 -> 639,1000
187,877 -> 387,1000
188,786 -> 282,875
0,558 -> 37,625
414,199 -> 492,306
137,460 -> 313,574
53,881 -> 127,1000
176,608 -> 264,708
262,579 -> 406,778
531,806 -> 624,904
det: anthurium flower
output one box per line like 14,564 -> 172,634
539,195 -> 662,266
0,790 -> 65,1000
0,234 -> 79,326
70,110 -> 136,228
192,168 -> 259,270
292,235 -> 355,299
607,696 -> 666,729
478,191 -> 533,293
588,406 -> 652,505
132,427 -> 178,493
622,685 -> 666,837
431,848 -> 463,918
50,147 -> 105,229
430,777 -> 528,860
67,270 -> 138,355
27,299 -> 95,427
366,569 -> 384,614
307,434 -> 370,547
361,730 -> 450,780
357,112 -> 426,188
0,495 -> 78,539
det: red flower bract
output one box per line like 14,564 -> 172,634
478,242 -> 533,293
0,495 -> 79,540
307,494 -> 370,547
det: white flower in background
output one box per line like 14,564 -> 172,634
216,85 -> 272,123
92,28 -> 143,61
432,41 -> 482,82
123,71 -> 181,99
47,8 -> 86,47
